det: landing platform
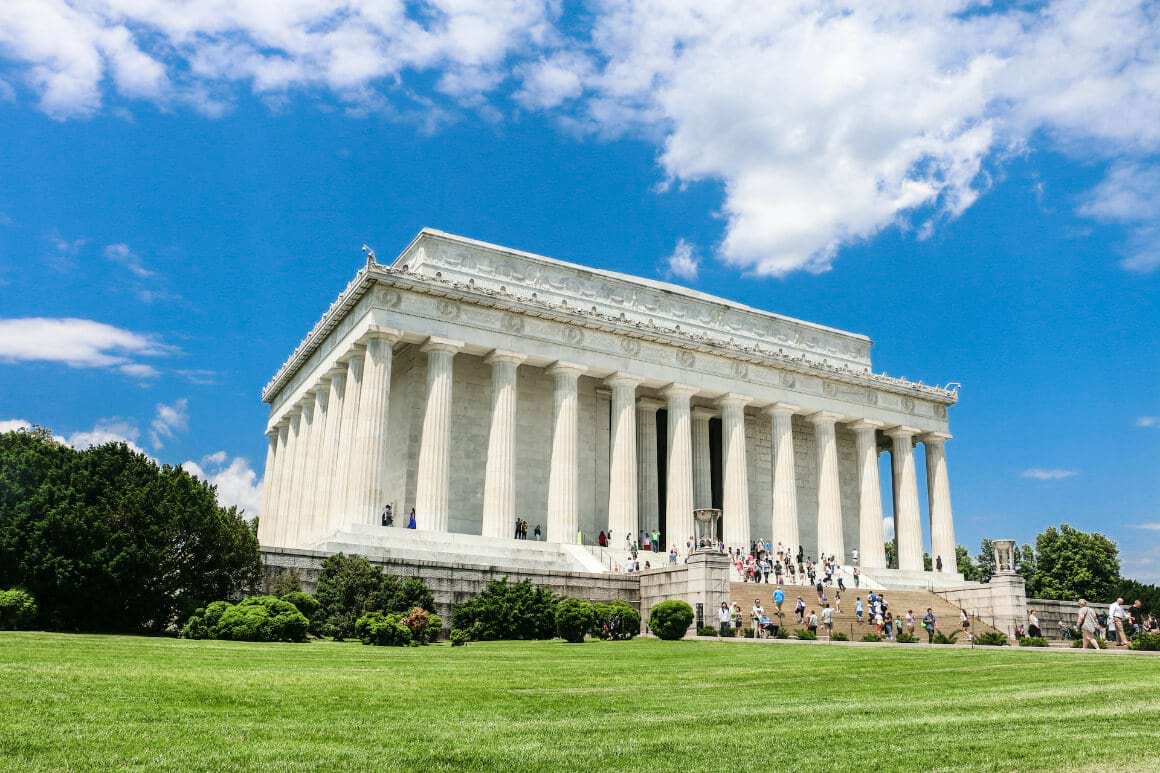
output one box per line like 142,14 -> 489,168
311,524 -> 604,574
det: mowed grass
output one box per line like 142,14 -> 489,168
1,633 -> 1159,772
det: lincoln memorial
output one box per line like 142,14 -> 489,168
257,229 -> 961,585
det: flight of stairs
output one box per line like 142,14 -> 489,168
728,582 -> 1003,641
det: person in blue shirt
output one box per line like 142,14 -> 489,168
773,586 -> 785,614
855,597 -> 864,624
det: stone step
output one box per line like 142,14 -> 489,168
343,523 -> 572,555
318,541 -> 581,572
326,530 -> 572,561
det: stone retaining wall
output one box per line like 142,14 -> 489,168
1027,598 -> 1109,640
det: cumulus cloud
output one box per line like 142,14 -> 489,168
183,452 -> 262,518
1,1 -> 1158,275
1076,162 -> 1160,272
1131,523 -> 1160,531
1021,468 -> 1078,480
664,238 -> 699,281
882,516 -> 895,541
65,417 -> 146,454
0,317 -> 172,377
1138,417 -> 1160,429
149,398 -> 188,449
0,418 -> 31,433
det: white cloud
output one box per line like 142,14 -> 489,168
1130,523 -> 1160,531
0,317 -> 172,377
65,418 -> 146,454
1077,163 -> 1160,272
882,516 -> 895,541
149,398 -> 188,449
663,238 -> 699,281
1021,468 -> 1078,480
1,2 -> 1158,276
1137,417 -> 1160,429
0,418 -> 31,433
103,242 -> 153,277
183,452 -> 263,518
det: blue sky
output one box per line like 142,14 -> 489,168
0,1 -> 1157,580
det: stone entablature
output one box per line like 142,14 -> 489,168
262,230 -> 957,422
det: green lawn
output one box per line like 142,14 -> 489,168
1,633 -> 1158,771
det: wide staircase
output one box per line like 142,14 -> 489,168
728,582 -> 1003,641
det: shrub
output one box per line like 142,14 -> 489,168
974,631 -> 1009,646
452,578 -> 559,641
314,555 -> 435,640
794,628 -> 817,640
0,588 -> 38,630
269,570 -> 302,597
1072,636 -> 1107,649
215,596 -> 308,643
831,632 -> 849,641
649,600 -> 694,640
932,630 -> 960,645
861,633 -> 882,642
1019,636 -> 1049,647
590,601 -> 640,640
280,591 -> 321,633
896,632 -> 919,644
180,614 -> 210,640
1129,632 -> 1160,651
743,627 -> 754,639
774,627 -> 790,639
449,628 -> 470,647
696,625 -> 718,637
555,599 -> 596,643
355,611 -> 411,646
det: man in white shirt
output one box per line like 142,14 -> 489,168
852,547 -> 859,566
1109,598 -> 1130,646
719,602 -> 732,637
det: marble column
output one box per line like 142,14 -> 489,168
765,403 -> 801,558
922,432 -> 957,574
810,411 -> 844,562
662,384 -> 697,551
850,419 -> 887,570
298,384 -> 328,545
286,399 -> 315,547
414,337 -> 463,532
313,366 -> 348,540
691,406 -> 715,510
718,393 -> 751,550
546,362 -> 586,543
257,425 -> 282,547
353,328 -> 401,526
482,351 -> 526,539
336,349 -> 365,526
635,398 -> 663,536
274,411 -> 300,547
887,426 -> 924,571
606,373 -> 643,543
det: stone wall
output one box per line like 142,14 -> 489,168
263,548 -> 639,629
937,575 -> 1027,638
637,552 -> 731,635
1027,598 -> 1109,640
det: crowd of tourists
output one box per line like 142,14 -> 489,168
728,540 -> 862,589
1066,597 -> 1158,648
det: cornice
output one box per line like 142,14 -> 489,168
261,261 -> 960,407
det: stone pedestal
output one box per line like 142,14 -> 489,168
685,552 -> 732,633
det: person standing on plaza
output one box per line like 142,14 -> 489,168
1027,609 -> 1041,638
1109,597 -> 1130,646
534,523 -> 542,541
807,609 -> 818,635
822,604 -> 833,638
381,503 -> 393,527
1077,600 -> 1099,649
719,602 -> 732,637
407,508 -> 416,529
853,567 -> 860,588
905,609 -> 915,636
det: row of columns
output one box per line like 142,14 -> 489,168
261,333 -> 957,574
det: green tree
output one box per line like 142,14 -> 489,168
1016,543 -> 1036,582
956,545 -> 979,581
884,541 -> 897,569
976,539 -> 995,583
1027,524 -> 1119,601
923,552 -> 933,571
0,427 -> 260,632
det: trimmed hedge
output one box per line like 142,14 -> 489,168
696,625 -> 718,637
1130,632 -> 1160,651
355,611 -> 411,646
1018,636 -> 1049,647
932,630 -> 960,645
861,633 -> 882,642
1072,636 -> 1107,649
974,631 -> 1009,646
0,588 -> 37,630
280,591 -> 321,633
453,578 -> 558,641
895,632 -> 919,644
831,632 -> 849,641
449,628 -> 470,647
649,600 -> 694,640
555,599 -> 596,643
794,628 -> 817,640
590,601 -> 640,640
181,596 -> 308,643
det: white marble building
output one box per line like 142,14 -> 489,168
257,229 -> 960,577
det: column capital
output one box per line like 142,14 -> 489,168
807,410 -> 843,426
691,406 -> 718,421
660,383 -> 699,399
548,361 -> 587,378
919,431 -> 952,444
265,427 -> 280,439
848,418 -> 886,432
358,325 -> 403,345
420,336 -> 464,354
885,424 -> 921,439
716,392 -> 752,409
325,363 -> 348,379
636,397 -> 664,412
338,343 -> 367,362
763,402 -> 802,417
484,349 -> 527,367
604,371 -> 644,389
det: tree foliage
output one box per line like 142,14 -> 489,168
975,539 -> 995,583
956,545 -> 979,582
452,578 -> 558,641
0,427 -> 260,632
555,598 -> 596,643
313,554 -> 436,640
181,596 -> 308,642
1026,525 -> 1119,601
648,600 -> 693,640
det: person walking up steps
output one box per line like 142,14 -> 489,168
923,608 -> 936,643
855,597 -> 864,625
